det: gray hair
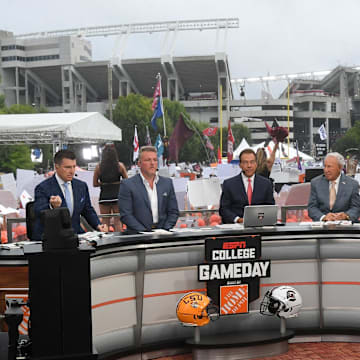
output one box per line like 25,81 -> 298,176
325,152 -> 345,168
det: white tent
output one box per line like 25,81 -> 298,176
233,138 -> 250,159
0,112 -> 122,144
262,141 -> 313,161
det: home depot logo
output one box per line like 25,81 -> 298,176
220,284 -> 248,315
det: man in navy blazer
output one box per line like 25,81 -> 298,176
220,148 -> 275,224
33,150 -> 107,240
119,146 -> 179,233
308,152 -> 360,222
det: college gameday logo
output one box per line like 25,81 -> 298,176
198,235 -> 271,315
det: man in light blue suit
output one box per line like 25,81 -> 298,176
308,152 -> 360,222
119,146 -> 179,233
33,150 -> 107,240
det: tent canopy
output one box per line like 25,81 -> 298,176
0,112 -> 122,144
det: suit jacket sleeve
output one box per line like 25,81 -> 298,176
34,182 -> 51,217
162,180 -> 179,230
118,180 -> 147,232
345,180 -> 360,222
219,180 -> 238,223
307,180 -> 325,221
80,182 -> 100,229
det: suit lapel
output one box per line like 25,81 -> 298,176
51,176 -> 66,205
321,176 -> 330,210
239,173 -> 248,204
156,178 -> 163,215
136,174 -> 151,210
334,174 -> 347,210
71,180 -> 79,215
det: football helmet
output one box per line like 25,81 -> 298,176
176,292 -> 218,327
260,286 -> 302,318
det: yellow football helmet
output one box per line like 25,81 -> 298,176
176,292 -> 218,327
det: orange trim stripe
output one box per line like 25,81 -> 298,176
92,296 -> 136,309
322,281 -> 360,285
92,282 -> 360,310
92,288 -> 206,309
144,288 -> 206,298
261,282 -> 319,287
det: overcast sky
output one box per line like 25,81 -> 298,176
2,0 -> 360,98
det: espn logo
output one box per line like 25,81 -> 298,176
222,241 -> 246,250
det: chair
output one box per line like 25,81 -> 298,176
25,201 -> 36,241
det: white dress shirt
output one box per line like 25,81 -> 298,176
140,171 -> 159,224
54,173 -> 74,211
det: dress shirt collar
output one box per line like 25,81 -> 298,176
55,173 -> 71,187
139,171 -> 159,187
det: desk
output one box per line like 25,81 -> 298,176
1,225 -> 360,358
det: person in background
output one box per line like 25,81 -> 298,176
93,144 -> 128,232
33,150 -> 107,240
256,141 -> 279,178
219,148 -> 275,224
308,152 -> 360,222
118,146 -> 179,233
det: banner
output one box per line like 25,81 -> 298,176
168,115 -> 194,162
202,127 -> 218,137
318,124 -> 327,141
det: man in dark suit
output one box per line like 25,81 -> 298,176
119,146 -> 179,233
33,150 -> 107,240
308,152 -> 360,222
220,148 -> 275,224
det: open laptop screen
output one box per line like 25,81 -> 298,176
243,205 -> 278,228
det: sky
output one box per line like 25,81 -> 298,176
2,0 -> 360,98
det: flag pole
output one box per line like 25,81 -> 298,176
220,85 -> 223,159
157,73 -> 166,137
181,112 -> 211,163
286,82 -> 290,159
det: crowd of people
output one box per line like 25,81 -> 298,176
30,145 -> 359,239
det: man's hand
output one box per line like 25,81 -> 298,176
50,195 -> 62,208
236,218 -> 243,224
334,212 -> 350,221
323,213 -> 337,221
97,224 -> 108,232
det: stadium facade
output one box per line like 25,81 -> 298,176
0,29 -> 357,151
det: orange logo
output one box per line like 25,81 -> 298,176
220,285 -> 248,315
222,241 -> 246,249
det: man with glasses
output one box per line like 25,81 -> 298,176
219,148 -> 275,224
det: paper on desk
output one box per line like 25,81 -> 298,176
216,224 -> 244,230
140,229 -> 173,235
299,221 -> 322,227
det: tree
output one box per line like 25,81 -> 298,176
333,121 -> 360,155
0,105 -> 49,173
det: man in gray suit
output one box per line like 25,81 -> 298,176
119,146 -> 179,233
308,152 -> 360,222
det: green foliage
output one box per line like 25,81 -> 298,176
333,121 -> 360,155
0,103 -> 49,173
112,93 -> 253,164
0,145 -> 33,173
0,95 -> 5,109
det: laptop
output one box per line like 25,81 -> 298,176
243,205 -> 278,228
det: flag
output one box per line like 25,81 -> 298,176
265,120 -> 288,143
296,141 -> 302,170
151,78 -> 163,131
318,124 -> 327,141
202,127 -> 218,137
145,126 -> 152,146
169,115 -> 194,162
133,126 -> 139,162
227,120 -> 235,163
154,134 -> 164,158
204,135 -> 214,151
150,97 -> 163,131
152,79 -> 161,110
